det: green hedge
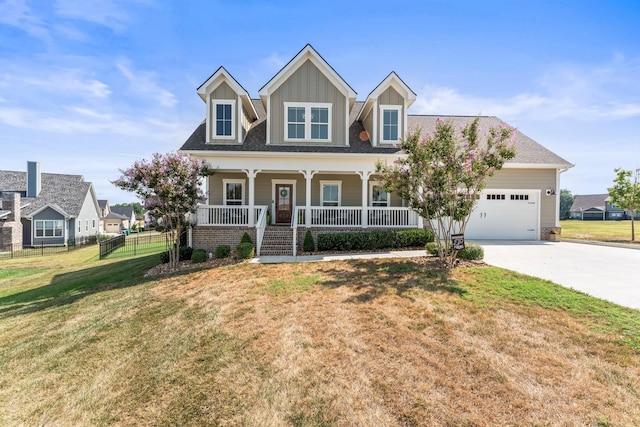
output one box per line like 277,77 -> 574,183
236,242 -> 255,259
191,249 -> 208,264
316,229 -> 434,252
303,230 -> 315,252
215,245 -> 231,259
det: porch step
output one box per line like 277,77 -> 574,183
260,227 -> 294,256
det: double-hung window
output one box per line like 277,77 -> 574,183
223,179 -> 244,205
320,181 -> 341,207
380,105 -> 402,143
212,100 -> 235,139
36,220 -> 63,238
370,182 -> 389,207
285,102 -> 331,142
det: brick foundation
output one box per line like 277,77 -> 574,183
541,226 -> 561,241
192,226 -> 255,255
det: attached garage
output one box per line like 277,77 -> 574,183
465,190 -> 540,240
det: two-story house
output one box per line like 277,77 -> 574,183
180,45 -> 573,256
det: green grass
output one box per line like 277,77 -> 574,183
1,251 -> 639,425
561,219 -> 638,243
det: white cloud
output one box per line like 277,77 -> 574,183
412,55 -> 640,122
53,0 -> 133,32
116,60 -> 177,108
0,67 -> 111,99
0,0 -> 51,43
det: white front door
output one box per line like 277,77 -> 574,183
465,190 -> 539,240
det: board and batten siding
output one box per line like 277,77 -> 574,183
486,168 -> 557,226
270,60 -> 346,146
378,86 -> 403,105
209,81 -> 241,144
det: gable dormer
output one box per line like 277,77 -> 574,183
358,72 -> 416,146
258,44 -> 357,146
197,66 -> 258,144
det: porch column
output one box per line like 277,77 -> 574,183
300,170 -> 318,228
358,171 -> 373,228
243,169 -> 261,226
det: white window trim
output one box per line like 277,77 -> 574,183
35,219 -> 63,238
284,102 -> 332,142
211,99 -> 236,140
379,104 -> 402,144
369,181 -> 390,207
223,179 -> 245,205
320,180 -> 342,207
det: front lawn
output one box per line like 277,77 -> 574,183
1,249 -> 639,426
561,219 -> 639,243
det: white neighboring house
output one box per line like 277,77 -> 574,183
179,44 -> 573,256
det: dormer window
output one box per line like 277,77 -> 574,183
212,99 -> 236,139
380,105 -> 401,144
284,102 -> 332,142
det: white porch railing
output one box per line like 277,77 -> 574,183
294,206 -> 420,228
255,206 -> 267,256
196,205 -> 269,227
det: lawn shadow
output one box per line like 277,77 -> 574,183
0,254 -> 197,318
319,258 -> 467,303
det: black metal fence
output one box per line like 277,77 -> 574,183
98,232 -> 175,260
0,235 -> 98,260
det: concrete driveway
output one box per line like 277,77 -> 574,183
479,240 -> 640,310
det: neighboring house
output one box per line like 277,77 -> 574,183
179,44 -> 573,255
110,206 -> 136,230
0,162 -> 101,247
569,194 -> 628,220
97,200 -> 133,234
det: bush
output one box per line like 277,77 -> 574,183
240,232 -> 253,244
458,243 -> 484,260
215,244 -> 231,259
316,229 -> 434,252
191,249 -> 208,264
236,242 -> 255,259
160,245 -> 193,264
180,246 -> 193,261
303,230 -> 315,252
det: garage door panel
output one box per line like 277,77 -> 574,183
465,190 -> 539,240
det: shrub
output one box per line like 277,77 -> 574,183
458,243 -> 484,260
236,242 -> 255,259
316,229 -> 434,252
191,249 -> 208,264
160,251 -> 170,264
179,246 -> 193,261
240,232 -> 253,244
303,230 -> 315,252
215,244 -> 231,259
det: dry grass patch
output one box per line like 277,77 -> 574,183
1,253 -> 639,426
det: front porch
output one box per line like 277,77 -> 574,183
192,205 -> 422,256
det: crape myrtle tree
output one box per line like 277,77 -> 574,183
376,117 -> 515,267
113,152 -> 214,270
608,167 -> 640,241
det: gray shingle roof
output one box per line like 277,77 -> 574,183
180,101 -> 572,167
110,206 -> 134,218
0,170 -> 94,218
570,194 -> 610,212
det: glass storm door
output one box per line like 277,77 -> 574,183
275,184 -> 293,224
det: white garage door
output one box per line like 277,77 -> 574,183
465,190 -> 539,240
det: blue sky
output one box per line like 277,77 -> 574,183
1,0 -> 639,203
